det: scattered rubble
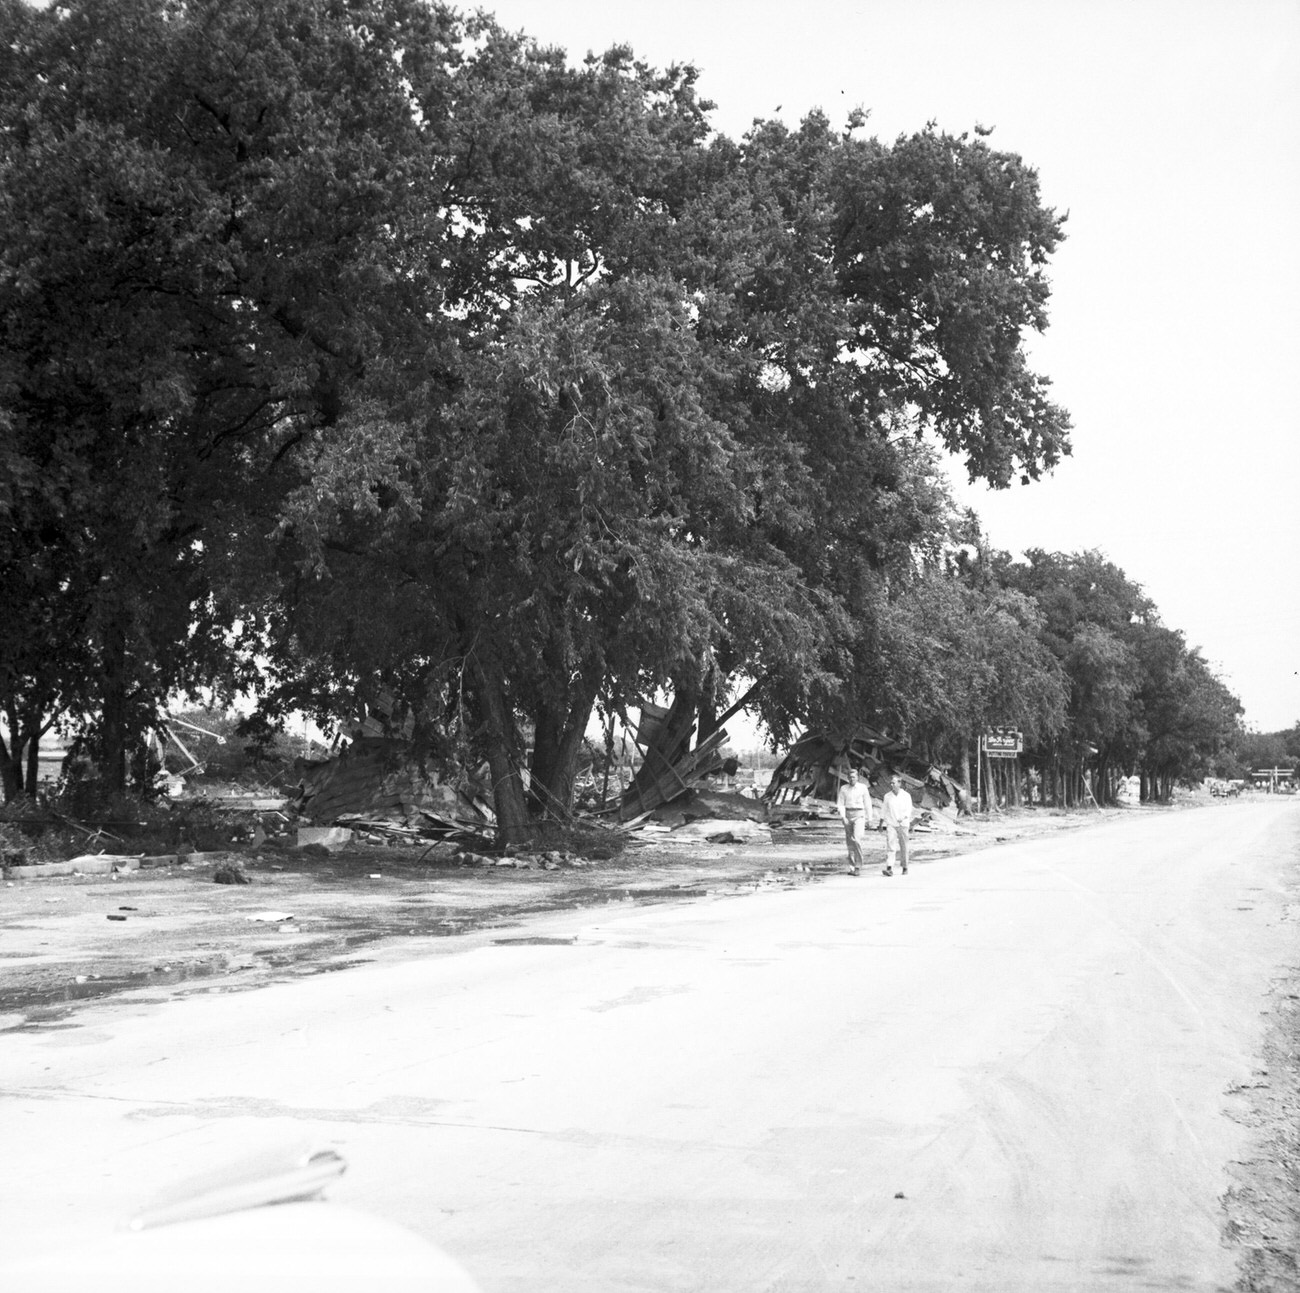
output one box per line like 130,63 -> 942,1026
2,721 -> 973,882
4,854 -> 144,879
669,819 -> 772,845
295,826 -> 356,852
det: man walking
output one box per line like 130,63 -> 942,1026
881,774 -> 913,876
836,765 -> 874,875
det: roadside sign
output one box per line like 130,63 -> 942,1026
983,728 -> 1022,758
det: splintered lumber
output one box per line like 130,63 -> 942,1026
619,727 -> 729,819
162,724 -> 204,772
624,698 -> 696,804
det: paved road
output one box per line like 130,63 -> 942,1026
3,801 -> 1297,1291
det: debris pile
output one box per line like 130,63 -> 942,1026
602,695 -> 781,847
619,719 -> 730,819
292,738 -> 494,843
764,727 -> 965,825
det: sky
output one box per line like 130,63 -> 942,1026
481,0 -> 1300,734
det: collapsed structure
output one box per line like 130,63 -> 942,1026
293,737 -> 494,837
763,727 -> 966,817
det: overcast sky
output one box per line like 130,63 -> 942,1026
483,0 -> 1300,733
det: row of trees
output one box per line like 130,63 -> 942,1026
0,0 -> 1238,828
866,545 -> 1244,806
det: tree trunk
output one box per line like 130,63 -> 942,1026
0,719 -> 22,802
2,701 -> 53,801
529,667 -> 603,820
959,739 -> 973,815
99,697 -> 128,794
24,728 -> 40,795
97,619 -> 130,796
697,665 -> 720,746
470,651 -> 531,848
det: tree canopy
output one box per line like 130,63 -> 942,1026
1,0 -> 459,788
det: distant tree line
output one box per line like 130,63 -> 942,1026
0,0 -> 1239,830
859,544 -> 1246,806
1220,726 -> 1300,783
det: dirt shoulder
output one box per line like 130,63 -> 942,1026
1223,904 -> 1300,1291
0,805 -> 1095,1027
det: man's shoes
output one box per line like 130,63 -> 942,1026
848,866 -> 860,875
901,866 -> 908,874
881,867 -> 893,877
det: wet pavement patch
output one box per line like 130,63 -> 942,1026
0,877 -> 744,1025
0,957 -> 234,1020
492,936 -> 577,946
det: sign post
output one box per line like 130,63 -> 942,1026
980,729 -> 1023,811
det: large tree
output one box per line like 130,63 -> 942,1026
613,111 -> 1074,771
990,549 -> 1147,803
269,33 -> 814,836
1131,624 -> 1241,800
275,56 -> 1075,839
872,568 -> 1066,786
0,0 -> 458,793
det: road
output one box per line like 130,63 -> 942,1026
3,801 -> 1297,1291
